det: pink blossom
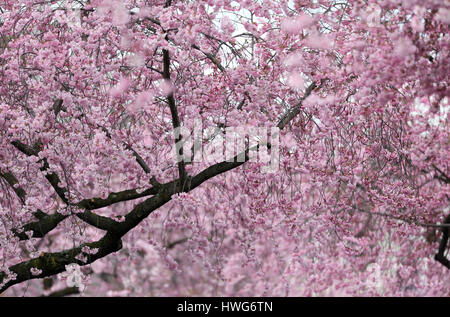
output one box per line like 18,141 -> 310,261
160,79 -> 175,96
284,53 -> 303,68
410,16 -> 424,32
221,16 -> 235,34
281,14 -> 315,34
30,268 -> 42,276
304,32 -> 333,50
435,8 -> 450,24
112,6 -> 129,26
394,37 -> 416,56
109,77 -> 131,97
287,72 -> 305,90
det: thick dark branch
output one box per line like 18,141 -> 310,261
76,187 -> 159,211
189,150 -> 251,192
112,181 -> 180,237
13,212 -> 67,240
12,186 -> 161,239
0,232 -> 122,293
72,188 -> 163,231
12,188 -> 163,248
0,170 -> 26,204
163,48 -> 187,185
52,99 -> 64,117
10,140 -> 39,156
435,214 -> 450,269
42,286 -> 79,297
73,211 -> 120,232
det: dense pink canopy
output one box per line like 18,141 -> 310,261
0,0 -> 449,296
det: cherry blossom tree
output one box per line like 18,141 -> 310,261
0,0 -> 449,296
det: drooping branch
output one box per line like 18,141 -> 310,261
351,205 -> 450,229
432,164 -> 450,184
49,96 -> 158,183
11,140 -> 69,204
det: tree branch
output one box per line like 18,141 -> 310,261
11,140 -> 69,203
12,212 -> 67,240
97,125 -> 160,186
191,44 -> 226,72
0,232 -> 122,293
435,214 -> 450,269
277,80 -> 323,130
42,286 -> 79,297
0,170 -> 26,204
162,48 -> 187,185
